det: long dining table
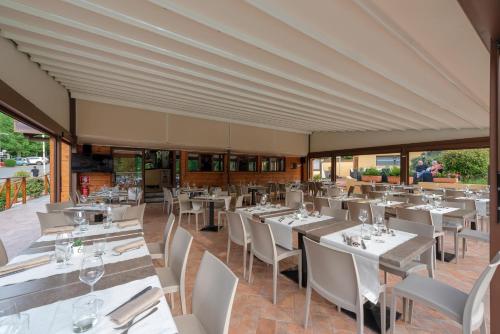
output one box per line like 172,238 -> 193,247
0,220 -> 178,333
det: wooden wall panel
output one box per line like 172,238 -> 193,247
49,138 -> 56,203
60,141 -> 71,201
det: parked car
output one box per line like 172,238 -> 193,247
15,157 -> 29,166
26,157 -> 49,165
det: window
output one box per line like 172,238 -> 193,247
261,157 -> 285,172
230,155 -> 257,172
187,153 -> 224,172
376,155 -> 400,167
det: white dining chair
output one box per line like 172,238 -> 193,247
178,193 -> 205,231
234,195 -> 244,210
36,212 -> 70,234
328,198 -> 343,210
0,238 -> 8,266
319,207 -> 349,221
303,237 -> 386,334
147,213 -> 175,263
174,251 -> 238,334
390,251 -> 500,333
313,197 -> 330,212
155,227 -> 193,315
285,190 -> 303,209
217,197 -> 232,228
122,203 -> 146,226
348,201 -> 373,224
45,200 -> 74,213
248,219 -> 302,304
226,211 -> 251,279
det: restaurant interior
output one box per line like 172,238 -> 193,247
0,1 -> 499,333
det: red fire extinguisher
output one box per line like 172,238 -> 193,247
80,175 -> 90,196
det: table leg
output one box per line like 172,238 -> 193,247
251,189 -> 256,205
201,201 -> 220,232
280,233 -> 307,287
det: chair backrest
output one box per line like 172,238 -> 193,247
0,238 -> 8,266
347,201 -> 372,224
122,203 -> 146,224
370,203 -> 386,222
227,212 -> 248,246
320,207 -> 348,221
163,213 -> 176,250
463,251 -> 500,331
285,191 -> 303,209
328,198 -> 342,210
407,195 -> 426,205
445,189 -> 465,198
45,200 -> 74,213
235,195 -> 244,209
347,186 -> 355,197
396,207 -> 432,225
168,227 -> 194,285
387,195 -> 406,203
444,198 -> 475,210
326,187 -> 341,197
313,197 -> 330,212
374,185 -> 388,191
37,212 -> 69,233
360,184 -> 374,195
367,191 -> 383,199
191,251 -> 239,334
388,217 -> 434,265
178,193 -> 191,211
304,237 -> 361,312
441,201 -> 465,209
249,219 -> 276,264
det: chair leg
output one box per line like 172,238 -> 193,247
243,243 -> 247,280
304,285 -> 312,328
480,319 -> 487,334
272,262 -> 278,304
170,293 -> 175,311
440,235 -> 444,262
357,305 -> 364,334
462,237 -> 466,258
298,253 -> 302,288
226,239 -> 231,264
384,271 -> 387,284
402,298 -> 407,322
248,250 -> 254,283
380,291 -> 386,334
390,293 -> 397,334
454,231 -> 459,264
408,300 -> 413,325
195,214 -> 199,232
180,287 -> 187,315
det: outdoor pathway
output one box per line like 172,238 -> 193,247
0,195 -> 48,258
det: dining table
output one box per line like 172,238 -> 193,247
247,185 -> 267,205
0,220 -> 177,333
192,195 -> 231,232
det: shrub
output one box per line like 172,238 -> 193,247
389,166 -> 400,176
14,170 -> 30,178
440,149 -> 488,181
4,159 -> 15,167
26,178 -> 44,198
363,167 -> 381,176
312,174 -> 322,181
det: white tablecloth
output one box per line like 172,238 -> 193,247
407,205 -> 459,230
0,237 -> 147,287
36,224 -> 141,243
23,275 -> 177,334
266,215 -> 333,250
456,197 -> 489,217
320,225 -> 416,303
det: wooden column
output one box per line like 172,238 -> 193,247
21,177 -> 26,204
489,39 -> 500,333
400,147 -> 409,185
331,155 -> 336,182
4,179 -> 11,209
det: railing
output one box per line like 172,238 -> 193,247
0,175 -> 50,210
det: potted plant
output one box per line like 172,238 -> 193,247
361,167 -> 382,183
433,172 -> 459,183
72,239 -> 84,255
388,167 -> 400,184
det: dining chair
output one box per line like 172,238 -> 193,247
313,197 -> 330,212
162,187 -> 170,213
375,185 -> 388,191
320,207 -> 348,221
45,200 -> 74,213
347,201 -> 373,224
370,203 -> 386,223
303,237 -> 386,334
156,227 -> 193,315
36,212 -> 70,234
0,238 -> 8,266
441,201 -> 467,263
147,213 -> 175,263
234,195 -> 244,209
360,184 -> 374,195
226,211 -> 251,279
367,191 -> 383,199
217,196 -> 232,228
407,195 -> 426,205
285,191 -> 303,209
122,203 -> 146,226
328,198 -> 343,210
240,185 -> 251,205
248,219 -> 302,304
383,218 -> 434,284
178,193 -> 205,231
174,251 -> 238,334
396,207 -> 444,265
387,195 -> 407,203
326,186 -> 341,197
458,228 -> 489,258
444,189 -> 466,198
390,251 -> 500,333
347,186 -> 355,197
135,190 -> 144,205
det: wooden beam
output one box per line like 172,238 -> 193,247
458,0 -> 500,52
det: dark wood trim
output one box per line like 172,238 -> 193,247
489,38 -> 499,334
309,136 -> 489,159
0,79 -> 72,141
458,0 -> 500,52
69,96 -> 76,143
331,154 -> 336,182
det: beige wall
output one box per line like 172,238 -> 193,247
75,99 -> 308,156
0,37 -> 69,130
310,128 -> 488,152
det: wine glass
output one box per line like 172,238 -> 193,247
79,256 -> 104,293
358,209 -> 370,240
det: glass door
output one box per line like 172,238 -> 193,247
112,149 -> 143,195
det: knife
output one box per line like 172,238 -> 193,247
105,286 -> 153,316
361,239 -> 367,250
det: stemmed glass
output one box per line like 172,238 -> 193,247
358,209 -> 370,240
79,256 -> 105,293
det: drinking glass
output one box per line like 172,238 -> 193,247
358,209 -> 370,240
104,207 -> 112,229
55,233 -> 72,268
79,218 -> 89,233
0,301 -> 28,334
79,256 -> 104,293
72,296 -> 102,333
93,240 -> 106,256
374,216 -> 385,243
74,211 -> 85,227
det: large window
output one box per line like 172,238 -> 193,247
376,155 -> 400,167
188,153 -> 224,172
409,148 -> 489,184
230,155 -> 257,172
336,153 -> 400,182
311,158 -> 332,180
261,157 -> 285,172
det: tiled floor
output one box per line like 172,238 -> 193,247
143,204 -> 491,334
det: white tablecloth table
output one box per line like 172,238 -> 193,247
407,205 -> 459,230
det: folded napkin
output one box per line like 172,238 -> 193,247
0,255 -> 51,275
109,287 -> 163,325
116,219 -> 141,229
43,225 -> 75,235
113,240 -> 145,254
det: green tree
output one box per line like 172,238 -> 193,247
0,112 -> 45,157
440,149 -> 489,181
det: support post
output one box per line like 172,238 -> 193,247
5,178 -> 11,209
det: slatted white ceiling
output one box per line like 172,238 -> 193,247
0,0 -> 489,134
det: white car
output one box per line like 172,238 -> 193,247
26,157 -> 49,165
